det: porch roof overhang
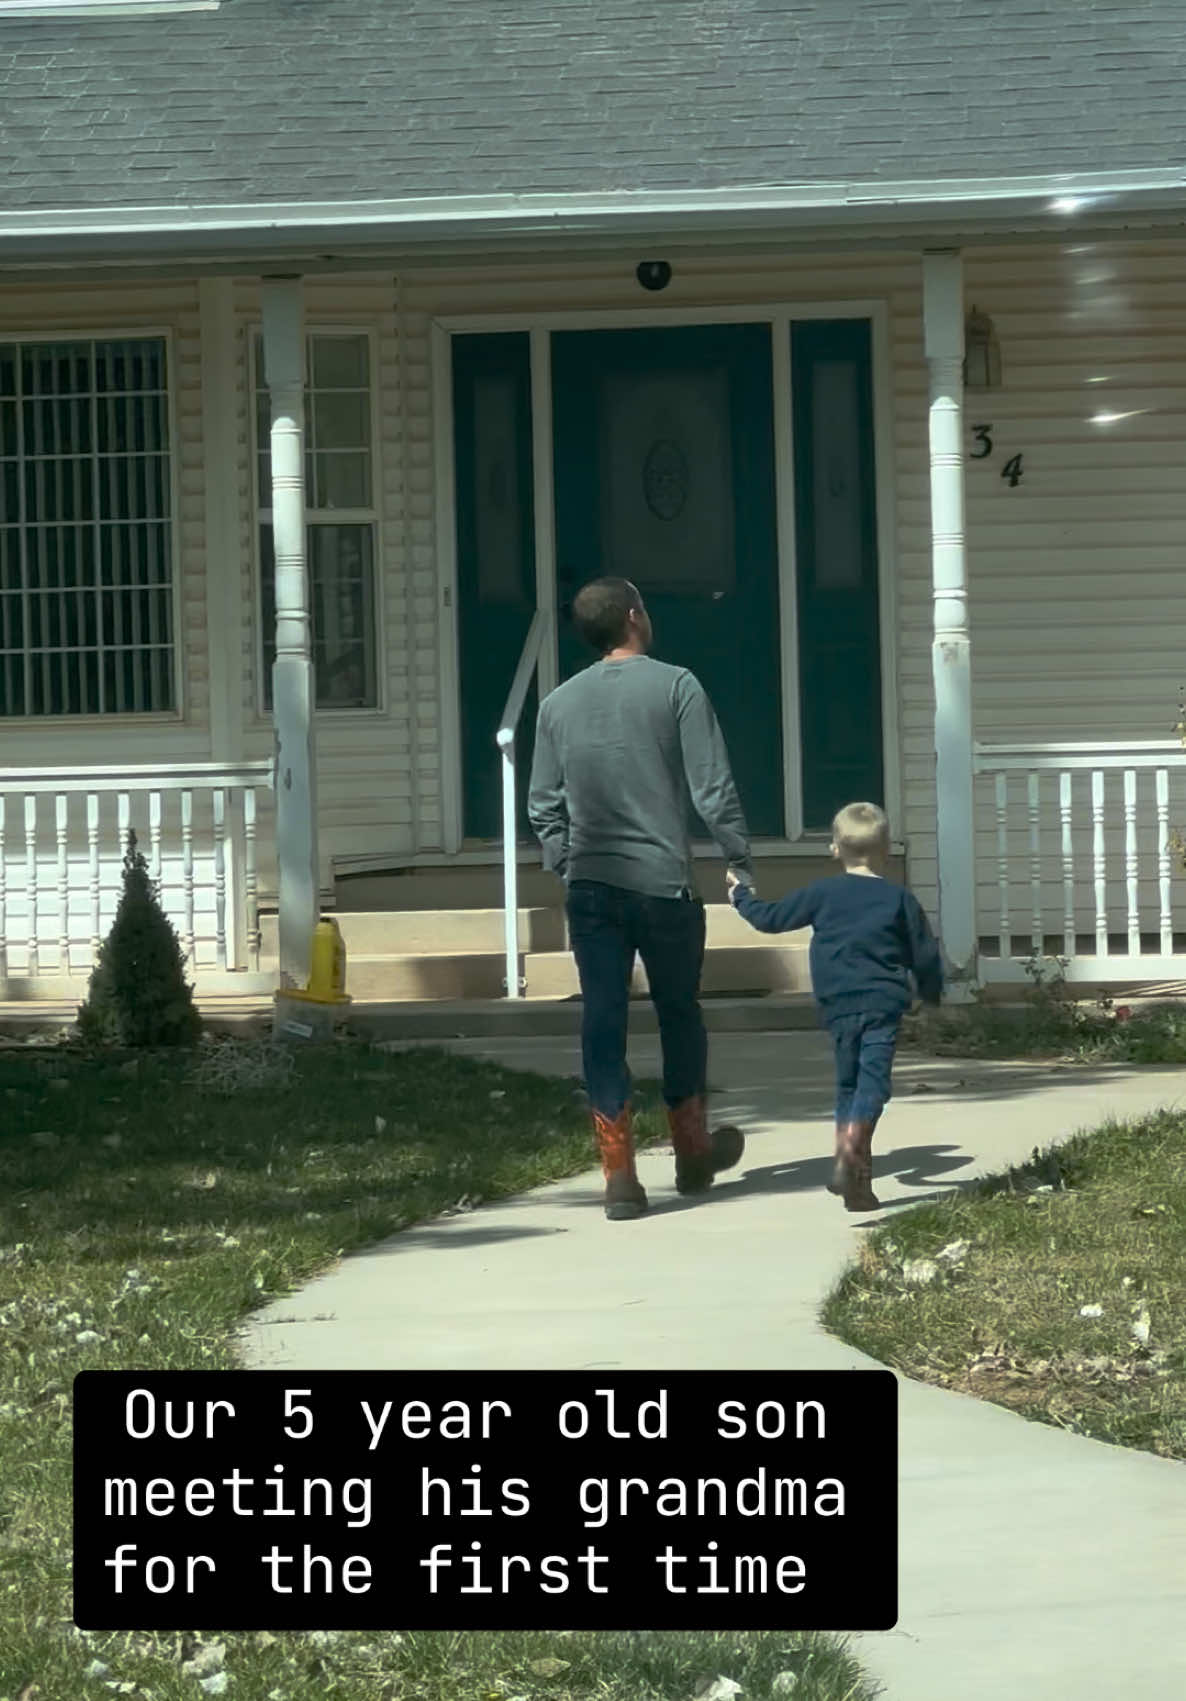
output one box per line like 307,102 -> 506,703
4,166 -> 1186,280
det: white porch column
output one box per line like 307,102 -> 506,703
923,250 -> 977,989
260,277 -> 319,990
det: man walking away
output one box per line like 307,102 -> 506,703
528,577 -> 750,1221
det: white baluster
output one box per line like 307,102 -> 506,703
87,794 -> 101,963
149,791 -> 163,886
1124,769 -> 1140,956
0,796 -> 7,983
1092,770 -> 1108,957
995,772 -> 1010,959
181,789 -> 196,964
213,788 -> 228,971
1059,772 -> 1075,959
24,795 -> 38,978
1157,768 -> 1173,955
56,794 -> 69,974
117,793 -> 131,865
1028,771 -> 1042,954
244,786 -> 260,972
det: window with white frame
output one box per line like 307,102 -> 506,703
0,336 -> 176,718
254,332 -> 378,712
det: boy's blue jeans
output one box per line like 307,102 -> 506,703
566,879 -> 707,1119
828,1010 -> 901,1124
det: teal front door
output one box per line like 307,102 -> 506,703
452,319 -> 883,846
551,324 -> 785,837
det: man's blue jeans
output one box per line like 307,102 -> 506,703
829,1010 -> 900,1124
565,879 -> 707,1120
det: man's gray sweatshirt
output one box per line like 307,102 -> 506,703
527,655 -> 753,899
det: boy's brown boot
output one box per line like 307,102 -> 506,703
592,1107 -> 648,1221
838,1120 -> 881,1212
668,1096 -> 746,1195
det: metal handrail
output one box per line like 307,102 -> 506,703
495,610 -> 549,999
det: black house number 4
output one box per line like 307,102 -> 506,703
970,425 -> 1024,486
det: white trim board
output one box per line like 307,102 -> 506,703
431,299 -> 901,851
332,838 -> 908,877
199,278 -> 244,765
434,301 -> 887,334
770,317 -> 803,840
430,319 -> 463,854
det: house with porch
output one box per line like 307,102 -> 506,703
4,0 -> 1186,1017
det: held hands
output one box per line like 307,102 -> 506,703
725,870 -> 753,906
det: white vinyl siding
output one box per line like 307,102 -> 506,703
9,242 -> 1186,943
958,244 -> 1186,948
404,240 -> 1186,935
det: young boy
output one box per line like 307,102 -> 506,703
726,802 -> 943,1212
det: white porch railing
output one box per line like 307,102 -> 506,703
0,760 -> 275,996
495,610 -> 553,1000
973,742 -> 1186,983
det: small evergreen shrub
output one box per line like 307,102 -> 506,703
77,830 -> 203,1049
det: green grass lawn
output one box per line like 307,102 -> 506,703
0,1037 -> 876,1701
824,1110 -> 1186,1461
902,990 -> 1186,1063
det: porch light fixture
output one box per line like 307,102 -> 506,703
963,306 -> 1002,390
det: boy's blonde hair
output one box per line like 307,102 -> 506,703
831,802 -> 890,864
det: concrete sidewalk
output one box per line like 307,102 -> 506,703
241,1034 -> 1186,1699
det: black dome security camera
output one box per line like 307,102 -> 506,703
636,261 -> 672,292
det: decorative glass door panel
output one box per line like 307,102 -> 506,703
453,332 -> 536,841
552,324 -> 784,838
792,319 -> 884,830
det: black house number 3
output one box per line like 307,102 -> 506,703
970,424 -> 1024,486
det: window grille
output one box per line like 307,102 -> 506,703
0,336 -> 175,718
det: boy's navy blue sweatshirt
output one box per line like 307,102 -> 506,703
732,873 -> 943,1020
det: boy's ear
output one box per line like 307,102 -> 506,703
829,842 -> 839,859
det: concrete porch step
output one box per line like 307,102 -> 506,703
260,905 -> 812,959
330,852 -> 905,913
259,908 -> 566,958
336,940 -> 812,1002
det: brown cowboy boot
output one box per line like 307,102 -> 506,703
837,1119 -> 881,1212
592,1107 -> 648,1221
668,1095 -> 745,1195
827,1123 -> 847,1195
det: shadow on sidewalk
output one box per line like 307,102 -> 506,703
515,1141 -> 976,1220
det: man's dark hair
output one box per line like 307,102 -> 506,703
571,577 -> 639,654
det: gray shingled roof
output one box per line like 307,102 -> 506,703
1,0 -> 1184,216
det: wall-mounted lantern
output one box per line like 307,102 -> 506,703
964,306 -> 1002,390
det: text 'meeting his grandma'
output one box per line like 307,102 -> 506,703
73,1371 -> 898,1632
